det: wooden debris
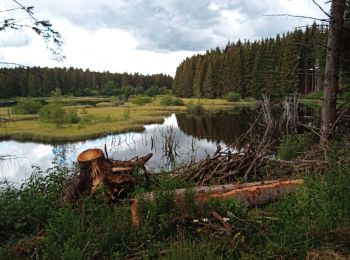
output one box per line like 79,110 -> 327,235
172,141 -> 273,185
211,211 -> 234,230
131,179 -> 304,229
171,140 -> 326,185
62,148 -> 152,203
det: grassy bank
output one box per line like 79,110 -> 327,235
1,143 -> 349,259
0,97 -> 254,142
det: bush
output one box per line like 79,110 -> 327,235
145,86 -> 159,97
110,96 -> 125,106
277,134 -> 311,160
0,166 -> 68,244
160,96 -> 184,106
12,100 -> 42,114
186,103 -> 205,115
226,92 -> 241,102
65,108 -> 80,124
39,103 -> 66,127
130,95 -> 152,106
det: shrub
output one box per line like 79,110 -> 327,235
12,100 -> 42,114
145,86 -> 159,97
65,108 -> 80,124
160,96 -> 184,106
0,166 -> 68,243
130,95 -> 152,106
39,103 -> 66,127
226,92 -> 241,102
186,103 -> 205,115
110,96 -> 125,106
277,134 -> 311,160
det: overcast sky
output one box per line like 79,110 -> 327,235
0,0 -> 329,76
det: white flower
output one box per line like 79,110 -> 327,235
193,219 -> 199,223
223,218 -> 230,222
202,218 -> 209,222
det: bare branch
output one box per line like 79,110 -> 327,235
312,0 -> 331,18
0,7 -> 22,13
263,14 -> 329,22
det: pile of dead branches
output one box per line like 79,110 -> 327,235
172,140 -> 274,186
171,142 -> 327,186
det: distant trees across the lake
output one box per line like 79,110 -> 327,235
173,23 -> 350,99
0,67 -> 173,98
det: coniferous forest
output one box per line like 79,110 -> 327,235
173,23 -> 350,99
0,67 -> 173,98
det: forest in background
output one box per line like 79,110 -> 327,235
0,67 -> 173,98
173,23 -> 350,99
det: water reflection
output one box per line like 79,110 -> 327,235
2,112 -> 248,184
177,107 -> 256,144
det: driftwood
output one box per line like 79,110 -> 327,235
131,179 -> 304,229
62,148 -> 153,203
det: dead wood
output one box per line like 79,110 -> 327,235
62,149 -> 153,203
131,179 -> 304,229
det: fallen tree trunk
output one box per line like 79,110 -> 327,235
131,179 -> 304,229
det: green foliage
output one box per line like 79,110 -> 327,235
226,92 -> 241,102
65,108 -> 80,124
173,24 -> 331,99
186,102 -> 205,115
0,166 -> 68,243
12,100 -> 42,115
249,157 -> 350,258
130,95 -> 152,106
277,134 -> 311,160
305,91 -> 324,99
43,196 -> 133,259
160,95 -> 184,106
145,85 -> 159,97
39,103 -> 66,127
110,96 -> 125,106
0,66 -> 173,99
100,80 -> 119,96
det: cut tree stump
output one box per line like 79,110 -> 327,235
130,179 -> 304,229
62,148 -> 153,203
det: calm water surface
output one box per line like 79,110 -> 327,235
0,108 -> 255,184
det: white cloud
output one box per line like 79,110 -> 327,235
0,0 -> 330,75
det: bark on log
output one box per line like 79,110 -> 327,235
77,148 -> 106,192
62,149 -> 152,203
131,179 -> 304,229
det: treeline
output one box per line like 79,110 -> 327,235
0,67 -> 173,98
173,23 -> 349,99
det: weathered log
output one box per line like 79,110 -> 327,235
131,179 -> 304,229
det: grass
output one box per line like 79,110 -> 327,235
0,96 -> 255,142
1,142 -> 350,259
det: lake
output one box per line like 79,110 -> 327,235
0,107 -> 256,184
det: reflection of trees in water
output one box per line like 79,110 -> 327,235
176,108 -> 256,145
52,144 -> 78,166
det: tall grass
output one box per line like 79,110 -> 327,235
1,144 -> 350,258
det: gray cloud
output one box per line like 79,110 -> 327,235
0,30 -> 31,48
31,0 -> 329,52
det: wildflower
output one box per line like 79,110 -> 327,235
193,219 -> 199,223
223,217 -> 230,222
202,218 -> 209,222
